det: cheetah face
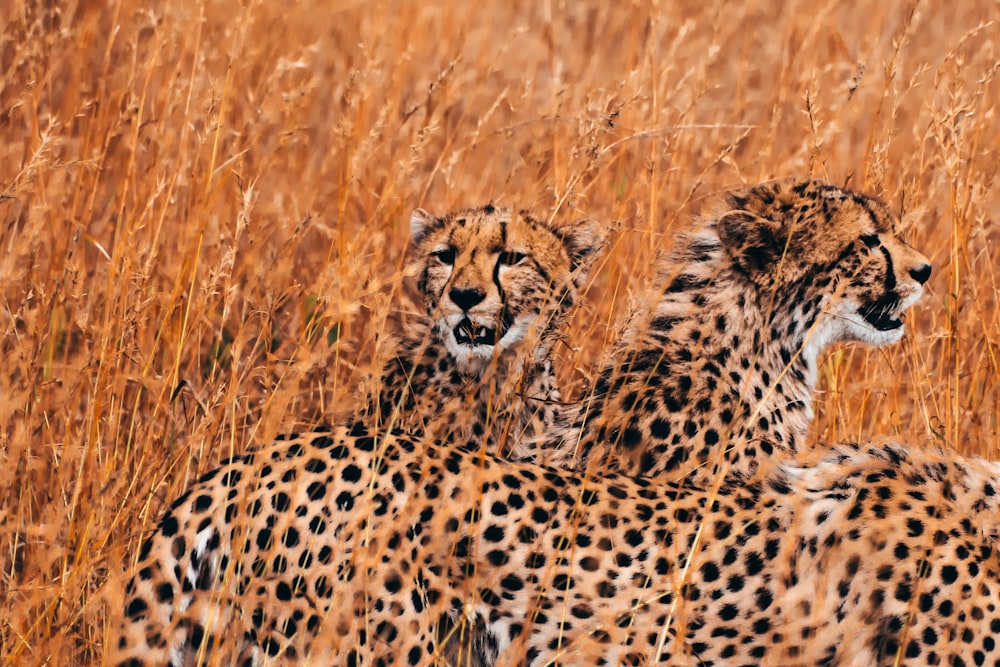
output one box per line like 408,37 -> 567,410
409,205 -> 604,369
719,180 -> 932,350
829,231 -> 932,346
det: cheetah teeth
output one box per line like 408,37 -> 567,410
859,294 -> 903,331
454,318 -> 497,345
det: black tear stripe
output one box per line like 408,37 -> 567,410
492,220 -> 510,304
435,227 -> 457,296
879,245 -> 897,291
493,249 -> 509,320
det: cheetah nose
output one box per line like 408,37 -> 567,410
450,287 -> 486,311
909,263 -> 931,284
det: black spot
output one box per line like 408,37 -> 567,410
525,552 -> 546,568
755,587 -> 773,611
276,581 -> 293,601
651,418 -> 671,440
384,573 -> 402,594
125,597 -> 148,618
160,513 -> 179,537
624,529 -> 643,547
336,491 -> 354,510
327,444 -> 349,458
304,458 -> 327,473
272,492 -> 290,512
718,604 -> 738,621
501,474 -> 522,489
355,437 -> 376,452
256,528 -> 273,551
484,525 -> 505,542
500,573 -> 524,591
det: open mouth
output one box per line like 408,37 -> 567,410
859,294 -> 903,331
452,312 -> 515,347
454,318 -> 499,346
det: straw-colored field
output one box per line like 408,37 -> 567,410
2,0 -> 999,663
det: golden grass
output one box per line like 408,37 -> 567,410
2,0 -> 998,662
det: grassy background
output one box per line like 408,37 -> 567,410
2,0 -> 998,662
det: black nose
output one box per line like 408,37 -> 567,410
909,263 -> 932,284
449,287 -> 486,311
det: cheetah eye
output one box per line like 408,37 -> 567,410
432,248 -> 456,265
860,234 -> 880,249
499,251 -> 527,266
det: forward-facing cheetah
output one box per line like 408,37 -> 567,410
560,180 -> 931,482
365,205 -> 605,457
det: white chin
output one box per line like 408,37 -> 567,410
447,337 -> 497,362
440,326 -> 497,368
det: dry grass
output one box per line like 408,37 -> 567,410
2,0 -> 999,663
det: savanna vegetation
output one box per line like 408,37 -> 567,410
2,0 -> 998,662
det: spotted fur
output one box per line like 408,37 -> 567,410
559,180 -> 931,482
366,205 -> 604,458
110,182 -> 953,666
110,424 -> 1000,666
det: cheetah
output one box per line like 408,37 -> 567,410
110,182 -> 956,666
452,179 -> 934,664
110,421 -> 1000,666
559,179 -> 931,482
365,205 -> 605,457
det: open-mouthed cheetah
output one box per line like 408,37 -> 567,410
460,178 -> 934,663
110,420 -> 1000,666
559,179 -> 931,482
364,205 -> 605,458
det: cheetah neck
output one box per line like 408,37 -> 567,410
563,233 -> 824,481
369,321 -> 561,458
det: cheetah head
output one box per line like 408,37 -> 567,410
716,180 -> 931,349
409,205 -> 605,369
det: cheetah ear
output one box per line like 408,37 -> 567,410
716,211 -> 788,274
409,208 -> 440,245
555,218 -> 608,283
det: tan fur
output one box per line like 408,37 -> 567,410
109,425 -> 1000,666
363,204 -> 605,458
108,183 -> 956,667
558,180 -> 931,483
